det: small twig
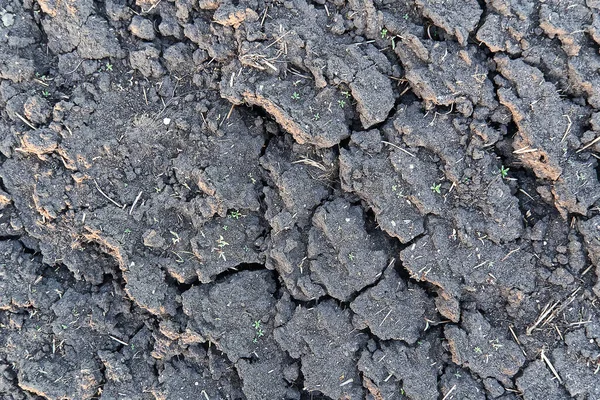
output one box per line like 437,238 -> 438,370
577,135 -> 600,153
34,78 -> 49,87
513,146 -> 539,154
541,349 -> 562,384
509,325 -> 527,357
339,378 -> 353,387
527,301 -> 558,335
379,309 -> 393,327
381,141 -> 416,157
142,0 -> 161,13
65,60 -> 83,75
581,264 -> 594,277
14,112 -> 37,130
519,189 -> 535,201
501,248 -> 520,262
292,157 -> 327,171
554,324 -> 563,341
129,191 -> 143,215
94,180 -> 123,208
260,5 -> 268,26
219,104 -> 235,128
264,30 -> 293,50
226,104 -> 235,121
109,335 -> 129,346
441,385 -> 456,400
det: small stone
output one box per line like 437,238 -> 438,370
19,129 -> 58,157
129,16 -> 155,40
24,95 -> 52,124
163,118 -> 171,125
143,229 -> 166,248
1,12 -> 15,27
548,267 -> 575,288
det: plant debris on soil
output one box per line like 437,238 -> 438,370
1,0 -> 600,399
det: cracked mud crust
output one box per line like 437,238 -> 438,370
1,0 -> 600,399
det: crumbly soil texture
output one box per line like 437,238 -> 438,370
1,0 -> 600,399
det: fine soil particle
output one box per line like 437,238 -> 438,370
1,0 -> 600,398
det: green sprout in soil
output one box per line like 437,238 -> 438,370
338,99 -> 346,108
381,28 -> 388,39
313,113 -> 320,121
42,89 -> 50,97
500,165 -> 509,179
474,346 -> 483,354
291,92 -> 300,100
106,62 -> 113,72
430,183 -> 441,194
348,253 -> 355,261
403,13 -> 409,20
252,320 -> 265,343
229,210 -> 242,219
341,90 -> 352,99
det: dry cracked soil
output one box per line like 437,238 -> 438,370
1,0 -> 600,399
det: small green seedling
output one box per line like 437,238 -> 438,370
500,165 -> 509,179
431,183 -> 441,194
291,92 -> 300,100
42,89 -> 50,97
348,253 -> 355,261
338,99 -> 346,108
341,90 -> 351,99
106,62 -> 113,71
124,228 -> 132,234
381,28 -> 388,39
229,210 -> 242,219
252,320 -> 265,343
313,113 -> 320,121
403,13 -> 409,20
474,346 -> 483,354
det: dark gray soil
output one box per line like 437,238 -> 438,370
1,0 -> 600,399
